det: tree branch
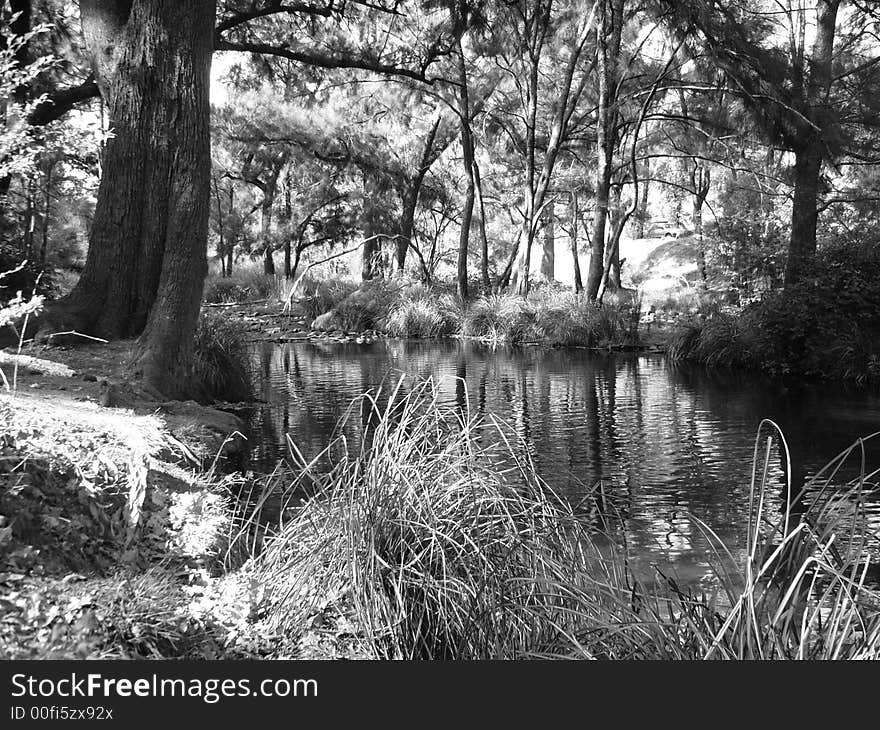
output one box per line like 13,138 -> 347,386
214,38 -> 438,84
27,77 -> 100,126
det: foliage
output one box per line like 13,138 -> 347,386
462,292 -> 535,343
251,381 -> 625,659
191,311 -> 254,402
0,14 -> 55,181
203,266 -> 283,304
294,276 -> 360,322
668,243 -> 880,382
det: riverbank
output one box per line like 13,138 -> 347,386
0,340 -> 364,659
207,278 -> 673,352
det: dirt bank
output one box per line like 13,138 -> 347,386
0,339 -> 324,659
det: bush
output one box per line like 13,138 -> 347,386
251,382 -> 630,659
191,311 -> 253,402
203,277 -> 250,304
462,289 -> 638,347
530,290 -> 637,347
669,242 -> 880,382
295,276 -> 360,321
203,265 -> 282,304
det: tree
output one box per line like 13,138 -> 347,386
33,0 -> 465,396
662,0 -> 880,288
35,1 -> 214,399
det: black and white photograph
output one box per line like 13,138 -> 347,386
2,0 -> 880,684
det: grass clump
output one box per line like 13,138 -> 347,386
384,285 -> 460,338
530,290 -> 638,347
462,289 -> 639,347
462,293 -> 535,343
192,311 -> 253,402
250,380 -> 631,659
294,276 -> 360,321
203,265 -> 285,304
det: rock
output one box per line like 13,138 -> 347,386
311,309 -> 340,331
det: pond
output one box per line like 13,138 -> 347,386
247,338 -> 880,588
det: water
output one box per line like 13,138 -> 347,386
247,338 -> 880,587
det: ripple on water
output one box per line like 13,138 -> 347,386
248,339 -> 880,586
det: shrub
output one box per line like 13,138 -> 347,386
251,382 -> 632,659
191,311 -> 253,402
203,276 -> 250,304
203,265 -> 282,304
668,242 -> 880,381
295,276 -> 360,321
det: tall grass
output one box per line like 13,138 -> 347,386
247,380 -> 642,658
384,285 -> 461,338
241,381 -> 880,659
462,293 -> 534,343
667,312 -> 757,368
462,289 -> 638,347
203,264 -> 297,305
191,311 -> 253,402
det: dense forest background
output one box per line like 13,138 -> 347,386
3,0 -> 880,394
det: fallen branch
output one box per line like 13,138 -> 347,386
47,330 -> 110,344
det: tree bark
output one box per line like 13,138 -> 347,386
785,142 -> 823,286
783,0 -> 839,288
635,158 -> 649,238
51,0 -> 215,398
261,192 -> 276,275
586,0 -> 622,301
540,199 -> 555,282
454,37 -> 475,301
395,115 -> 440,273
473,160 -> 491,289
570,190 -> 583,294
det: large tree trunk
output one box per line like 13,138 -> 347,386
785,143 -> 823,287
474,161 -> 491,289
50,0 -> 215,398
783,0 -> 839,288
635,158 -> 649,238
511,42 -> 541,297
395,115 -> 440,273
261,193 -> 276,275
395,172 -> 425,273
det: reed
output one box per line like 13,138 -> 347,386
191,311 -> 253,402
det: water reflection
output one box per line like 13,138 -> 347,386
249,339 -> 880,585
